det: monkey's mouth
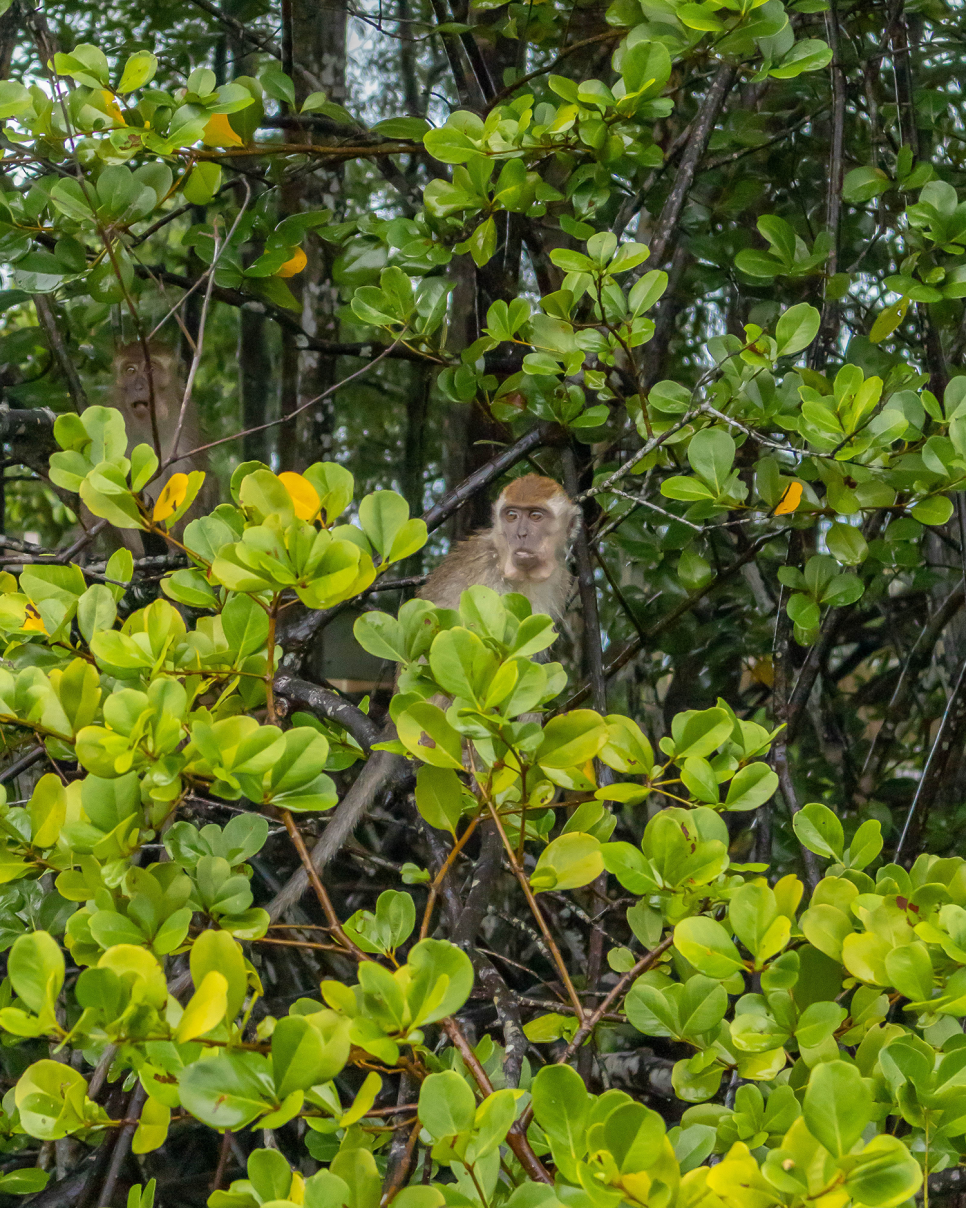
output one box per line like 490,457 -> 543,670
505,549 -> 552,582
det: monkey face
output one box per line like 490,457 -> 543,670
498,504 -> 558,582
115,350 -> 173,419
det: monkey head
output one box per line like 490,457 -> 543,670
113,341 -> 177,422
493,474 -> 577,583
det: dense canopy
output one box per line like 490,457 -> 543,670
0,1 -> 963,1208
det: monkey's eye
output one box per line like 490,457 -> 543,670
505,510 -> 518,521
125,365 -> 136,375
530,510 -> 544,520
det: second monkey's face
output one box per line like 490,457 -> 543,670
498,502 -> 559,582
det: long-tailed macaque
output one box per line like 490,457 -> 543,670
111,341 -> 216,548
420,474 -> 578,617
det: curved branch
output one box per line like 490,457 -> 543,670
274,674 -> 382,750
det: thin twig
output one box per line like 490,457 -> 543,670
279,809 -> 366,959
485,800 -> 585,1019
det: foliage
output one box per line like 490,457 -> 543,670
2,0 -> 966,1205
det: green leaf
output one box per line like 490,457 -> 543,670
884,942 -> 933,1002
418,1070 -> 475,1139
793,802 -> 844,860
846,818 -> 883,870
272,1015 -> 348,1097
770,37 -> 833,78
536,710 -> 607,769
724,763 -> 778,811
687,429 -> 735,493
911,495 -> 954,525
825,520 -> 868,565
221,593 -> 270,658
842,1136 -> 922,1205
729,883 -> 790,964
802,1060 -> 871,1157
370,117 -> 430,139
407,938 -> 474,1023
673,916 -> 745,979
530,832 -> 604,892
179,1052 -> 275,1129
0,1169 -> 49,1194
414,765 -> 463,835
775,303 -> 821,356
174,971 -> 228,1042
358,490 -> 409,559
117,51 -> 158,93
8,931 -> 64,1014
531,1062 -> 589,1159
843,166 -> 891,204
261,66 -> 296,107
190,928 -> 248,1022
396,702 -> 464,769
672,707 -> 733,759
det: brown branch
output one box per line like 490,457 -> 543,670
861,583 -> 965,784
894,652 -> 966,863
98,1084 -> 146,1208
32,296 -> 89,413
441,1016 -> 552,1183
515,934 -> 674,1136
485,30 -> 621,112
279,809 -> 366,958
133,267 -> 431,363
563,447 -> 608,716
485,799 -> 585,1019
644,64 -> 735,268
184,0 -> 281,55
273,674 -> 382,750
809,0 -> 846,369
560,933 -> 674,1062
267,739 -> 411,922
559,530 -> 779,710
428,0 -> 484,110
0,744 -> 45,784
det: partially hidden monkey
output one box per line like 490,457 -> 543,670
420,474 -> 578,618
110,341 -> 216,551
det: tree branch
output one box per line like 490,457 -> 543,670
643,64 -> 735,268
33,296 -> 89,413
266,738 -> 411,922
273,674 -> 382,750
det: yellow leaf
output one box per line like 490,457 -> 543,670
98,90 -> 127,126
278,471 -> 321,521
277,248 -> 307,278
174,970 -> 228,1042
153,473 -> 189,522
340,1071 -> 381,1127
774,481 -> 803,515
22,604 -> 45,633
749,656 -> 773,687
706,1143 -> 778,1208
132,1096 -> 170,1154
202,113 -> 243,147
29,774 -> 66,849
620,1173 -> 652,1205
